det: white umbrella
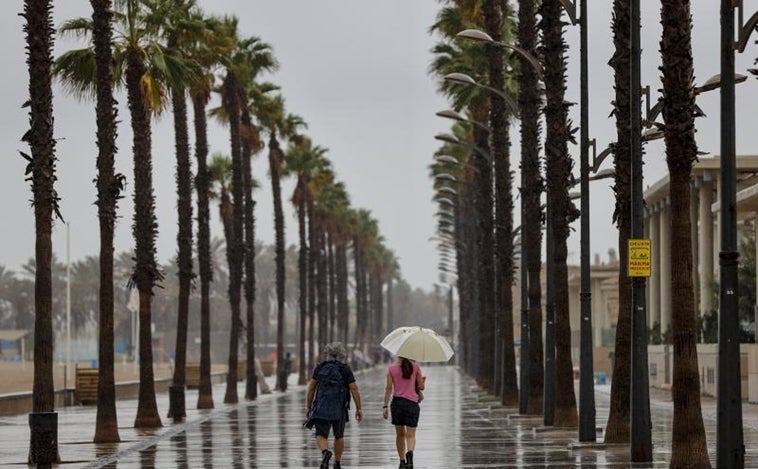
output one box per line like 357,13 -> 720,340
380,326 -> 454,363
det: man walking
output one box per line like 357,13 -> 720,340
305,342 -> 363,469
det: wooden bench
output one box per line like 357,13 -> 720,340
237,360 -> 247,381
75,367 -> 99,405
186,362 -> 200,389
260,359 -> 275,377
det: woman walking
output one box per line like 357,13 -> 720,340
382,356 -> 425,469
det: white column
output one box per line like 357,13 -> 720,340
690,180 -> 699,309
649,203 -> 661,331
659,198 -> 672,336
715,177 -> 722,278
699,174 -> 714,316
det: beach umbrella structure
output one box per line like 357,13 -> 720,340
380,326 -> 454,363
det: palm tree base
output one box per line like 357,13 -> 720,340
167,385 -> 186,422
28,412 -> 60,465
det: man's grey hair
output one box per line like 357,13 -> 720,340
324,342 -> 347,362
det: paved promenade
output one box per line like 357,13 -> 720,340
2,365 -> 758,467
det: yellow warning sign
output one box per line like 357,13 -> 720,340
628,239 -> 651,277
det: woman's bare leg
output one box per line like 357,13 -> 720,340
394,425 -> 406,460
406,426 -> 417,452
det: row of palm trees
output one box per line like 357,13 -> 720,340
429,0 -> 714,465
23,0 -> 401,464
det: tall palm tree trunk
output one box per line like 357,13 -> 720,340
386,276 -> 394,331
126,48 -> 162,429
296,181 -> 308,385
458,166 -> 479,375
192,93 -> 214,410
92,0 -> 120,443
541,0 -> 577,427
25,0 -> 61,462
337,244 -> 349,345
223,71 -> 243,404
604,0 -> 632,443
484,0 -> 518,406
472,105 -> 495,393
661,0 -> 709,464
241,109 -> 257,401
317,220 -> 328,349
308,197 -> 317,371
170,83 -> 193,421
328,235 -> 337,342
519,0 -> 544,415
268,135 -> 287,391
352,238 -> 363,351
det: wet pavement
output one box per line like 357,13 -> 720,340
2,365 -> 758,467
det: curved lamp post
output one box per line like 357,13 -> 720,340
718,1 -> 756,465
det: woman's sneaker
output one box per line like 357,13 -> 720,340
397,460 -> 406,469
320,449 -> 332,469
405,450 -> 414,469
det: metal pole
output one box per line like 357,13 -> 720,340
66,222 -> 71,389
578,0 -> 596,442
630,0 -> 652,460
519,237 -> 529,413
717,0 -> 745,465
544,200 -> 555,426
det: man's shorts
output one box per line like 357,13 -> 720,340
391,397 -> 420,427
313,417 -> 346,439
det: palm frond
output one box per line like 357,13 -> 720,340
53,48 -> 97,100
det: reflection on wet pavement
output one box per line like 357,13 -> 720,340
14,366 -> 758,467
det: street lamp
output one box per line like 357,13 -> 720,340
718,1 -> 756,465
558,0 -> 595,441
455,29 -> 543,78
434,132 -> 491,160
443,73 -> 518,114
435,109 -> 491,134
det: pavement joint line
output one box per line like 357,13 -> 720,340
80,386 -> 297,469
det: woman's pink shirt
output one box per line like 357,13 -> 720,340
388,361 -> 422,402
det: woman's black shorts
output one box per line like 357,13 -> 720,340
391,396 -> 420,427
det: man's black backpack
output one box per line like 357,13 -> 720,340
310,362 -> 350,421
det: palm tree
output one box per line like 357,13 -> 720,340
58,0 -> 197,428
54,0 -> 124,443
660,0 -> 709,464
429,122 -> 476,374
91,0 -> 121,442
143,0 -> 202,422
208,152 -> 236,402
517,0 -> 544,416
540,0 -> 578,427
352,209 -> 379,353
23,0 -> 61,462
212,22 -> 279,402
483,0 -> 518,407
258,95 -> 307,391
193,78 -> 215,409
189,15 -> 229,411
285,137 -> 329,384
604,0 -> 632,443
429,3 -> 496,391
240,81 -> 278,401
319,181 -> 351,346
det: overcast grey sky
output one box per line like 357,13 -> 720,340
1,1 -> 756,291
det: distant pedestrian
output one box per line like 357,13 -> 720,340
382,356 -> 425,469
305,342 -> 363,469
